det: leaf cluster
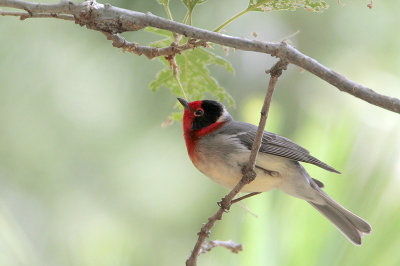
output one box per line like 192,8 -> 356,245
147,27 -> 234,121
150,0 -> 328,123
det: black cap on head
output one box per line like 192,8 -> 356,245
191,100 -> 227,130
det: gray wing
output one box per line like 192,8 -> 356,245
219,121 -> 340,174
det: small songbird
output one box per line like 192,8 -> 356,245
178,98 -> 371,245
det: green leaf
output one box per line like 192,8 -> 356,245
181,0 -> 208,11
149,68 -> 172,92
248,0 -> 328,12
149,47 -> 235,121
196,48 -> 234,74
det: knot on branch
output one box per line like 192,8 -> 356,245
20,7 -> 32,20
266,59 -> 289,78
75,1 -> 144,33
197,223 -> 211,238
218,197 -> 232,211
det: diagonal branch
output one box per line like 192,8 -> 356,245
0,0 -> 399,113
185,59 -> 288,266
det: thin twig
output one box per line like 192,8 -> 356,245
185,59 -> 288,266
199,240 -> 243,254
103,32 -> 207,59
0,0 -> 399,113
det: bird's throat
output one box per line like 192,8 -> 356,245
183,121 -> 226,162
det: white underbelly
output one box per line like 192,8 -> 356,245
194,153 -> 293,193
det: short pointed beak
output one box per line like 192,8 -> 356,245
177,98 -> 190,110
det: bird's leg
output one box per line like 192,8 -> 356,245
217,192 -> 261,211
231,192 -> 261,204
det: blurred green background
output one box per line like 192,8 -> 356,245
1,1 -> 400,265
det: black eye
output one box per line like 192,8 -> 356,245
194,109 -> 204,116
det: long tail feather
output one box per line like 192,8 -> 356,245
308,190 -> 371,245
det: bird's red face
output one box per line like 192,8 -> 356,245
178,98 -> 230,159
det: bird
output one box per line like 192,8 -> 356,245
177,97 -> 371,245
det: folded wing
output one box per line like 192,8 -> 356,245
220,121 -> 340,174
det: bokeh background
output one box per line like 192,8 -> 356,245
1,1 -> 400,265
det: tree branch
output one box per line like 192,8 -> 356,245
0,9 -> 74,20
185,59 -> 288,266
0,0 -> 399,113
102,32 -> 207,59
